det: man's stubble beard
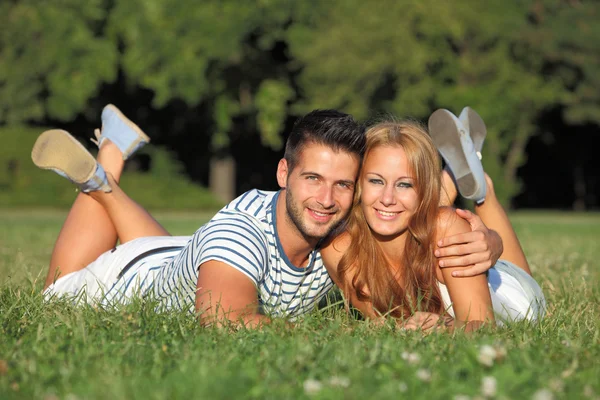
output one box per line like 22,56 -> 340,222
284,186 -> 347,243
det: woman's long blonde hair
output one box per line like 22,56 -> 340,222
337,120 -> 443,318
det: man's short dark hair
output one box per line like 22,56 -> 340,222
284,109 -> 365,172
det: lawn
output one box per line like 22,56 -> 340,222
1,209 -> 599,399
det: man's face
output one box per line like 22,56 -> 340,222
277,142 -> 360,241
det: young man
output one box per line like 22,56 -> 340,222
34,105 -> 502,327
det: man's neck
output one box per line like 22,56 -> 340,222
275,191 -> 318,268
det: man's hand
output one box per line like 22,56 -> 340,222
196,260 -> 272,328
435,208 -> 503,277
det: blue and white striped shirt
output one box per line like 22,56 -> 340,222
105,189 -> 334,319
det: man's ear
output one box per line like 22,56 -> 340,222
276,159 -> 288,188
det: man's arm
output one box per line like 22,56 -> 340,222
195,260 -> 272,328
435,208 -> 503,277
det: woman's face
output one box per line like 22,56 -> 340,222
360,145 -> 418,240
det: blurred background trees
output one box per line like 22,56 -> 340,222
1,0 -> 597,209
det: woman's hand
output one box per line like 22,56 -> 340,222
400,312 -> 452,332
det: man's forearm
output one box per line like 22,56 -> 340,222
199,310 -> 287,329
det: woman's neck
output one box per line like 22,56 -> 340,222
375,232 -> 408,269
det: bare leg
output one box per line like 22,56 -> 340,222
474,174 -> 532,275
89,173 -> 169,244
440,167 -> 458,207
45,142 -> 125,288
44,141 -> 170,288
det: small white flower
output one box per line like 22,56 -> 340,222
401,351 -> 421,365
478,345 -> 497,367
303,379 -> 323,395
398,382 -> 408,392
481,376 -> 497,398
453,395 -> 471,400
583,385 -> 594,398
532,388 -> 554,400
328,376 -> 350,388
416,368 -> 431,382
549,379 -> 564,393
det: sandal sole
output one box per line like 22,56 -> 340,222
31,129 -> 97,184
428,110 -> 479,199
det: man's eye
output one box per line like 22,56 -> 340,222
306,176 -> 318,180
337,182 -> 352,189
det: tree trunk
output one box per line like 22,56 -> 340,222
210,156 -> 236,203
503,115 -> 532,203
573,164 -> 586,211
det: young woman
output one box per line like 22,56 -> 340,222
321,109 -> 546,331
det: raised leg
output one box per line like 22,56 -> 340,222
474,174 -> 532,275
440,167 -> 458,207
88,173 -> 169,244
45,142 -> 124,288
41,105 -> 158,288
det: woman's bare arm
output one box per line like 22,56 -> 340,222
436,207 -> 495,330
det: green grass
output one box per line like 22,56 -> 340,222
1,210 -> 599,399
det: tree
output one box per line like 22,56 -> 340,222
0,0 -> 116,124
517,0 -> 600,209
1,0 -> 598,207
283,0 -> 567,205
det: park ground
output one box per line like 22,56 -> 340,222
1,210 -> 599,399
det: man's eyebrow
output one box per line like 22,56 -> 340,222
299,171 -> 355,185
299,171 -> 322,177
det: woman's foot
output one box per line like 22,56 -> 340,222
32,129 -> 111,193
428,109 -> 486,203
92,104 -> 150,160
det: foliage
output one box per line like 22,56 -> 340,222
0,126 -> 224,210
1,0 -> 598,205
0,0 -> 116,123
1,211 -> 599,398
285,0 -> 568,204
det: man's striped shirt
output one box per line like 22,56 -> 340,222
105,189 -> 334,319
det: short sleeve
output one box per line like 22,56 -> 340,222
191,213 -> 268,287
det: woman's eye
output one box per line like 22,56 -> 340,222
368,178 -> 383,185
397,182 -> 413,189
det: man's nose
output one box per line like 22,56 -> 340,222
316,185 -> 335,208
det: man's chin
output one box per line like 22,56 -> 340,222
301,221 -> 339,241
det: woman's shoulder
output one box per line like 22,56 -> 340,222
321,231 -> 352,259
435,207 -> 471,241
320,232 -> 353,283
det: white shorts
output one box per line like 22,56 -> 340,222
44,236 -> 192,305
438,259 -> 546,324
